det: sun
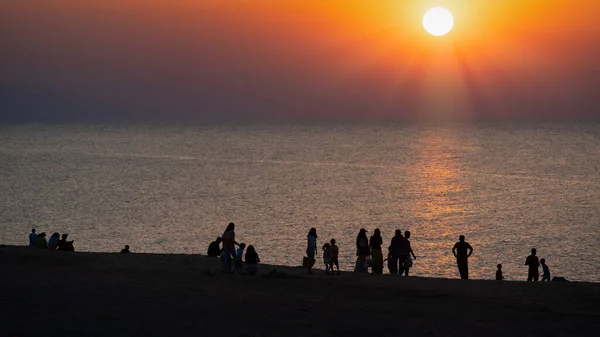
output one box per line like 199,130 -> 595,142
423,7 -> 454,37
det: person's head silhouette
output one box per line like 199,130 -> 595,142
459,235 -> 465,242
531,248 -> 537,256
405,230 -> 411,239
395,229 -> 402,237
216,237 -> 222,244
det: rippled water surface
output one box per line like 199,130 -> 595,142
1,123 -> 599,282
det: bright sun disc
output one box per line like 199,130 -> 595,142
423,7 -> 454,36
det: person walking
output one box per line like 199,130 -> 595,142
452,235 -> 473,279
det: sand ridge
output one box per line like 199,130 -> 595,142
1,246 -> 599,337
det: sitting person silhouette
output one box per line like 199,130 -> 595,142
540,258 -> 551,282
244,245 -> 260,275
35,232 -> 48,248
207,237 -> 222,257
48,233 -> 60,250
57,234 -> 74,252
121,245 -> 131,253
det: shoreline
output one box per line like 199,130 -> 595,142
2,245 -> 599,336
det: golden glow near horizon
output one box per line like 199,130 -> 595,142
423,7 -> 454,36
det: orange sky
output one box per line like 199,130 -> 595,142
1,0 -> 599,122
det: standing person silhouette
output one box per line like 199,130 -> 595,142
389,230 -> 405,275
525,248 -> 540,282
452,235 -> 473,279
221,222 -> 239,273
355,228 -> 369,273
306,228 -> 318,275
403,231 -> 417,276
369,228 -> 384,275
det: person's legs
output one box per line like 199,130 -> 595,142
372,249 -> 383,275
307,252 -> 315,274
355,255 -> 367,273
389,256 -> 398,274
457,259 -> 468,279
397,254 -> 406,276
222,248 -> 234,273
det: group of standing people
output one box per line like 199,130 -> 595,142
204,224 -> 555,281
207,222 -> 261,275
28,228 -> 74,251
304,227 -> 417,276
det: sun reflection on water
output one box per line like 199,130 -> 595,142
405,127 -> 475,278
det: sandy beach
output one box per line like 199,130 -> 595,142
2,246 -> 599,337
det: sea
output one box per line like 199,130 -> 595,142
1,123 -> 599,282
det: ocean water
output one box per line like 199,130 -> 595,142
1,123 -> 599,282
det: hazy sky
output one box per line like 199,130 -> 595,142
1,0 -> 599,122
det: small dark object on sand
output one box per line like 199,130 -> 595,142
552,276 -> 569,282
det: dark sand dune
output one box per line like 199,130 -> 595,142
2,246 -> 599,337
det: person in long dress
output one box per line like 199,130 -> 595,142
306,228 -> 317,274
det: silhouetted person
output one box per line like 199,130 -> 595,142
369,228 -> 384,275
452,235 -> 473,279
540,258 -> 551,282
389,230 -> 406,275
221,223 -> 238,273
35,232 -> 48,248
57,234 -> 74,252
28,229 -> 37,247
329,238 -> 340,274
496,264 -> 504,280
386,247 -> 395,274
525,248 -> 540,282
234,243 -> 246,274
121,245 -> 131,253
355,228 -> 369,273
322,242 -> 332,274
244,245 -> 260,275
403,231 -> 417,276
207,237 -> 222,257
48,233 -> 60,250
306,228 -> 317,274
